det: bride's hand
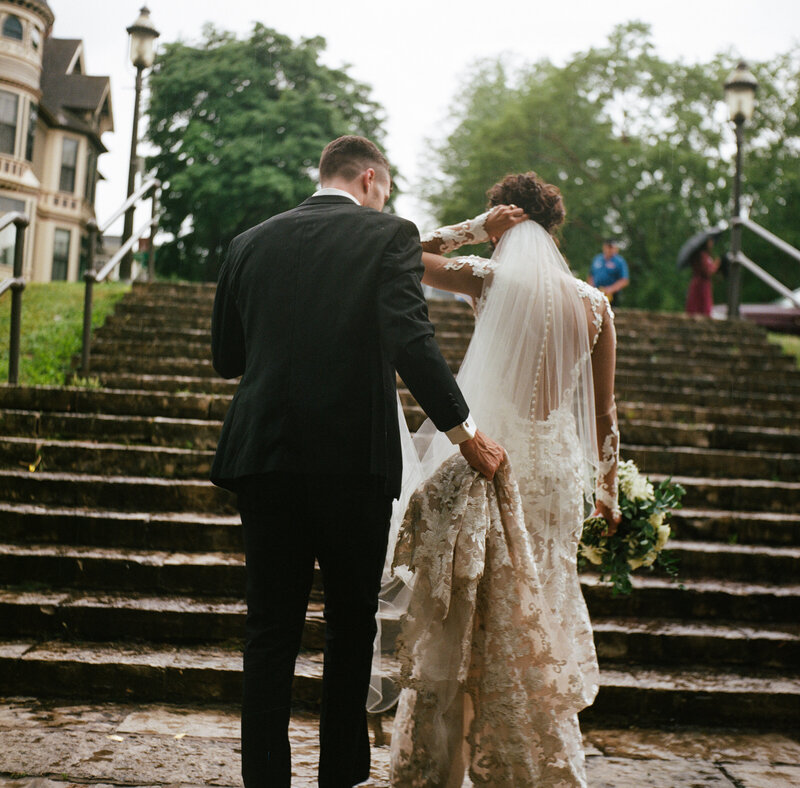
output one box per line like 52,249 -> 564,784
484,205 -> 527,243
592,504 -> 621,537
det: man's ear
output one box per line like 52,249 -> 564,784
361,168 -> 376,192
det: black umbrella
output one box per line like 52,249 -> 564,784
676,227 -> 726,270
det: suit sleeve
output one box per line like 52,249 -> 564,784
211,240 -> 246,380
378,220 -> 470,434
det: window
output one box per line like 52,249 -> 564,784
52,228 -> 71,281
84,146 -> 97,202
25,103 -> 36,162
0,90 -> 18,155
59,137 -> 79,192
2,15 -> 23,41
31,26 -> 40,51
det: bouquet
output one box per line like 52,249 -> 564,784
579,460 -> 685,595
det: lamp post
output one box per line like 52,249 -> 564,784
724,60 -> 758,320
119,6 -> 159,281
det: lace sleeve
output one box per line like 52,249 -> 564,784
595,404 -> 620,518
421,212 -> 490,254
588,293 -> 619,518
443,254 -> 497,279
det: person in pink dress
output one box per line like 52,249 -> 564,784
686,237 -> 721,315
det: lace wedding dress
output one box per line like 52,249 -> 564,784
386,216 -> 619,787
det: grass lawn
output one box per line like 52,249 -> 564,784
769,332 -> 800,369
0,281 -> 130,385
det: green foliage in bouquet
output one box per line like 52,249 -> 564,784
579,460 -> 685,596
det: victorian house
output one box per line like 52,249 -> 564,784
0,0 -> 112,282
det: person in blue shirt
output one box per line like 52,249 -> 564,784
588,240 -> 629,304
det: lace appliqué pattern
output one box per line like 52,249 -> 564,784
574,278 -> 614,349
421,212 -> 490,253
390,456 -> 596,787
443,255 -> 497,279
595,405 -> 620,517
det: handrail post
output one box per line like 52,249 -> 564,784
81,219 -> 98,375
7,215 -> 29,385
148,184 -> 159,282
727,121 -> 745,320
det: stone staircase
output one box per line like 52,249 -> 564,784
0,281 -> 799,728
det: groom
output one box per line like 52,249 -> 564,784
210,135 -> 504,786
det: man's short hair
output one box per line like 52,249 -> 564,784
319,135 -> 390,183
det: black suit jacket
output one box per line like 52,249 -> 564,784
210,195 -> 469,499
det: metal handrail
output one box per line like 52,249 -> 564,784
94,217 -> 156,284
736,217 -> 800,265
98,178 -> 159,235
0,210 -> 27,233
79,181 -> 161,374
0,212 -> 30,384
733,252 -> 800,308
728,216 -> 800,317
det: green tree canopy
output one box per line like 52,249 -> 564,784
425,22 -> 800,309
146,24 -> 387,281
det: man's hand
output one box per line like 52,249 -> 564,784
460,430 -> 505,481
484,205 -> 527,242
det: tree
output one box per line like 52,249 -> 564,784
425,23 -> 800,309
146,24 -> 387,281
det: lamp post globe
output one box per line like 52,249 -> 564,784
724,60 -> 758,320
120,6 -> 160,281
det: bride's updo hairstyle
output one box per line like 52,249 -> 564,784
487,172 -> 565,235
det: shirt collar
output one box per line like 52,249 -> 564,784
312,187 -> 361,205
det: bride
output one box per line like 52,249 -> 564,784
379,173 -> 620,787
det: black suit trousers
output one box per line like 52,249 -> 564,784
237,473 -> 392,787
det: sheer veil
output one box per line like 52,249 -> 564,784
368,219 -> 599,712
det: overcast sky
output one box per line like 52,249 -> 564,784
49,0 -> 798,233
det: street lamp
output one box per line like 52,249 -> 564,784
120,6 -> 160,281
724,60 -> 758,319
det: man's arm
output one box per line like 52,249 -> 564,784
378,220 -> 503,477
211,241 -> 246,380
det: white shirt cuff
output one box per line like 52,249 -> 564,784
445,414 -> 477,444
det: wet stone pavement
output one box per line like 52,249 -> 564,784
1,698 -> 799,787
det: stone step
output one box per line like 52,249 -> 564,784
616,369 -> 800,398
90,373 -> 238,395
670,508 -> 800,547
651,474 -> 800,513
0,436 -> 213,478
614,382 -> 800,411
663,539 -> 800,582
617,400 -> 800,430
3,501 -> 797,555
0,470 -> 236,514
0,385 -> 230,420
0,409 -> 223,450
1,542 -> 796,622
615,356 -> 800,379
4,432 -> 798,486
619,416 -> 800,452
0,503 -> 242,553
582,574 -> 799,624
1,589 -> 797,671
622,443 -> 800,479
0,638 -> 796,727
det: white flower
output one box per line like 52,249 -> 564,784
648,512 -> 665,529
580,544 -> 605,565
628,555 -> 645,569
642,549 -> 658,567
630,475 -> 655,502
656,524 -> 671,551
